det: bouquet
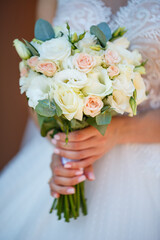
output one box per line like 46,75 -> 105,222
13,19 -> 147,222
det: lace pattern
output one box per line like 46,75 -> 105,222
53,0 -> 160,111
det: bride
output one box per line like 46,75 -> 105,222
0,0 -> 160,239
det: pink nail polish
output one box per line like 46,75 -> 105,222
75,170 -> 83,176
54,134 -> 60,140
78,175 -> 86,182
88,172 -> 95,181
67,188 -> 75,194
51,139 -> 56,145
64,163 -> 71,168
53,193 -> 59,198
54,148 -> 60,154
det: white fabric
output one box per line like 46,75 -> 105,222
1,1 -> 160,240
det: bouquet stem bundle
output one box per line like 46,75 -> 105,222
49,182 -> 87,222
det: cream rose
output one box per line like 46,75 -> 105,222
54,69 -> 88,89
82,67 -> 113,98
50,84 -> 84,121
104,49 -> 121,65
107,90 -> 131,114
113,37 -> 130,49
38,36 -> 71,61
36,60 -> 57,77
133,72 -> 147,104
27,56 -> 39,70
107,65 -> 120,78
84,95 -> 103,117
73,53 -> 96,73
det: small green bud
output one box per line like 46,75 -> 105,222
78,31 -> 86,40
133,89 -> 137,100
13,39 -> 31,60
90,45 -> 101,51
101,62 -> 107,69
66,22 -> 70,31
32,38 -> 43,44
71,32 -> 78,43
129,97 -> 137,115
134,66 -> 146,75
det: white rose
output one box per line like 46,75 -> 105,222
54,69 -> 88,89
26,74 -> 52,108
19,70 -> 38,94
133,72 -> 147,104
107,42 -> 142,65
76,32 -> 97,52
50,83 -> 84,121
107,90 -> 132,114
82,67 -> 113,98
113,37 -> 130,49
38,36 -> 71,61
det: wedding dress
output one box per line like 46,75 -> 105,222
0,1 -> 160,240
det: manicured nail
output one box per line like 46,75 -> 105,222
64,163 -> 72,168
75,170 -> 83,176
88,172 -> 95,181
78,175 -> 86,183
52,192 -> 59,198
54,134 -> 60,140
51,139 -> 57,145
67,188 -> 75,194
54,148 -> 60,154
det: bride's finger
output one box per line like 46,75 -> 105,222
52,136 -> 97,151
64,154 -> 102,169
84,165 -> 95,181
54,147 -> 97,160
53,175 -> 86,186
49,181 -> 75,195
50,190 -> 60,198
53,126 -> 96,142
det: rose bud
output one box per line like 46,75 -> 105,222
13,39 -> 31,60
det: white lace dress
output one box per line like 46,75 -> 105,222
0,1 -> 160,240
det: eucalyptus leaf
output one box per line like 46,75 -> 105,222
35,99 -> 56,117
52,100 -> 62,117
96,112 -> 112,125
23,39 -> 39,56
86,117 -> 107,136
37,114 -> 60,137
97,22 -> 112,41
34,18 -> 55,41
101,105 -> 110,113
90,25 -> 107,48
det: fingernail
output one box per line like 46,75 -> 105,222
88,172 -> 95,181
52,193 -> 59,198
64,163 -> 71,168
51,139 -> 57,145
67,188 -> 75,194
75,170 -> 83,176
54,134 -> 60,140
78,175 -> 86,183
54,148 -> 60,154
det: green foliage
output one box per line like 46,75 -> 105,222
129,96 -> 137,115
96,111 -> 112,125
70,119 -> 89,130
23,39 -> 40,56
37,114 -> 60,137
90,25 -> 107,48
35,99 -> 56,117
34,19 -> 55,41
86,117 -> 107,136
97,22 -> 112,41
110,27 -> 127,41
52,99 -> 62,117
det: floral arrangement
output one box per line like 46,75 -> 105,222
13,19 -> 147,222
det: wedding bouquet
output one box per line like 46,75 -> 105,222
13,19 -> 147,222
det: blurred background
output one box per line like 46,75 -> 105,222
0,0 -> 37,170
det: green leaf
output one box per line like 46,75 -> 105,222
52,100 -> 62,117
101,105 -> 110,113
96,112 -> 112,125
86,117 -> 108,136
34,19 -> 55,41
37,114 -> 60,137
35,99 -> 56,117
90,25 -> 107,48
97,22 -> 112,41
23,39 -> 40,56
110,27 -> 127,41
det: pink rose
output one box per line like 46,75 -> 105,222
20,66 -> 29,77
36,61 -> 57,77
73,53 -> 96,73
107,65 -> 120,78
27,56 -> 39,70
105,49 -> 121,65
84,95 -> 103,117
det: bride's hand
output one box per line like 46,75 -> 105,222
49,154 -> 95,198
51,117 -> 120,169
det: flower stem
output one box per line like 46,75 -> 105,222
49,198 -> 57,214
64,195 -> 70,222
80,182 -> 87,215
69,195 -> 77,219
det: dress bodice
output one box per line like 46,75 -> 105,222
53,0 -> 160,112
